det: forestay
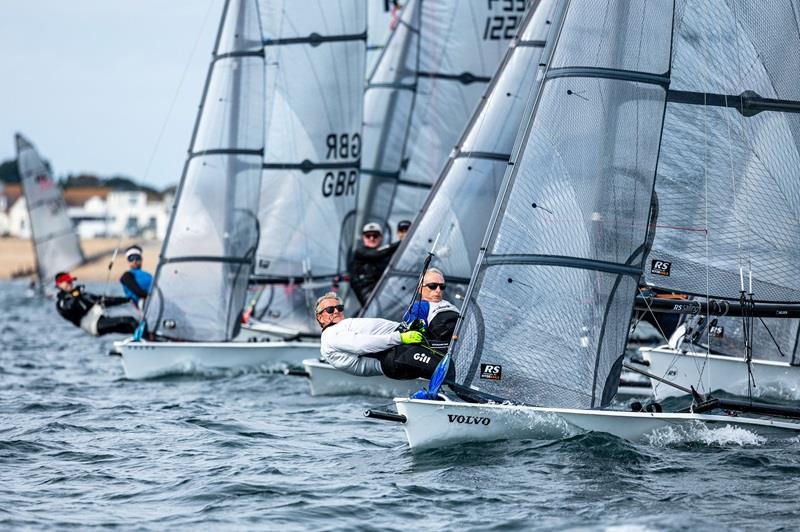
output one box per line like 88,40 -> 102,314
361,0 -> 557,320
251,0 -> 366,334
643,1 -> 800,303
144,0 -> 264,342
15,134 -> 84,285
357,0 -> 521,239
453,0 -> 673,409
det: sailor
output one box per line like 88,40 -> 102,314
316,292 -> 453,381
119,245 -> 153,307
396,219 -> 412,241
402,267 -> 459,344
349,222 -> 400,305
54,272 -> 139,336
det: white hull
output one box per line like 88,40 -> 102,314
116,339 -> 320,380
641,348 -> 800,401
303,359 -> 426,397
394,398 -> 800,450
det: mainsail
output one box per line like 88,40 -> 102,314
250,0 -> 366,334
367,0 -> 401,77
357,0 -> 521,239
15,133 -> 85,285
643,1 -> 800,304
361,0 -> 557,320
144,0 -> 264,342
452,0 -> 674,409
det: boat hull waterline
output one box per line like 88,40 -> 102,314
642,348 -> 800,401
303,359 -> 426,397
393,398 -> 800,450
117,340 -> 320,380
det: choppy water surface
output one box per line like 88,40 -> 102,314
2,280 -> 799,531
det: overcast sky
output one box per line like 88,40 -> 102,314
0,1 -> 220,189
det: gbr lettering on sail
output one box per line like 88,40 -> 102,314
321,132 -> 360,197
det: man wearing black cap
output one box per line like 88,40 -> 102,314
119,245 -> 153,307
55,272 -> 139,336
349,222 -> 400,306
396,219 -> 411,241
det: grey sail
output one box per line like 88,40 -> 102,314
251,0 -> 366,334
361,0 -> 557,320
15,134 -> 85,285
144,0 -> 264,342
643,1 -> 800,304
452,0 -> 674,409
357,0 -> 520,239
367,0 -> 401,77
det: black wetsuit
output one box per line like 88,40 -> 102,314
56,286 -> 139,336
367,310 -> 459,381
349,241 -> 400,305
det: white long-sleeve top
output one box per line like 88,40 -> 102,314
320,318 -> 402,376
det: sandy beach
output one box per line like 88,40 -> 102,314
0,237 -> 161,282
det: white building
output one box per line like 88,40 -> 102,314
6,187 -> 173,240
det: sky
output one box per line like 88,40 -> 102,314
0,1 -> 221,189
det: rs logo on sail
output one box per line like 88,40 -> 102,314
447,414 -> 491,426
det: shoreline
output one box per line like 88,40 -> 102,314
0,237 -> 161,282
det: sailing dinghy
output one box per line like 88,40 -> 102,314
15,134 -> 85,291
118,0 -> 367,378
306,0 -> 557,396
367,0 -> 800,449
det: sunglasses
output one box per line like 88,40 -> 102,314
318,304 -> 344,315
423,283 -> 446,291
127,254 -> 142,262
363,232 -> 381,239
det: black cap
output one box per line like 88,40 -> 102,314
397,220 -> 412,231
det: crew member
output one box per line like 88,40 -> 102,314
316,292 -> 448,380
349,222 -> 400,305
119,245 -> 153,307
396,219 -> 411,241
55,272 -> 139,336
402,267 -> 459,344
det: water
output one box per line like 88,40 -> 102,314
2,279 -> 799,531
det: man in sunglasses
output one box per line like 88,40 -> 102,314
349,222 -> 401,306
403,268 -> 459,344
316,292 -> 426,377
119,245 -> 153,307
